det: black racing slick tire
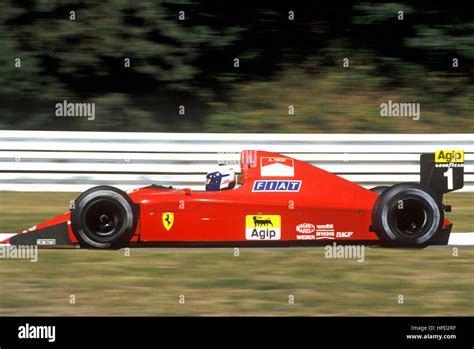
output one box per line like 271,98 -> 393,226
372,183 -> 444,246
70,186 -> 138,249
370,186 -> 389,195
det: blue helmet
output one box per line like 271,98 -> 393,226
205,166 -> 236,191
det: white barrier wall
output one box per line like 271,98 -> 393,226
0,131 -> 472,192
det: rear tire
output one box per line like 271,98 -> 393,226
370,186 -> 389,195
70,186 -> 138,249
372,183 -> 443,246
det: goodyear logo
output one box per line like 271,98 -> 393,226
245,215 -> 281,240
252,180 -> 301,192
435,150 -> 464,163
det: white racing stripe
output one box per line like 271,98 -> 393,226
0,233 -> 16,242
0,233 -> 15,246
448,233 -> 474,246
0,233 -> 472,247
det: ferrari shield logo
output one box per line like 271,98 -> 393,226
162,212 -> 174,231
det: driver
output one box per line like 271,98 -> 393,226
205,165 -> 236,191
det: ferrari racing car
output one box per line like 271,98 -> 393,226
0,149 -> 464,248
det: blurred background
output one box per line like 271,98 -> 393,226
0,0 -> 472,133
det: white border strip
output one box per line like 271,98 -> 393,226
447,232 -> 474,246
1,233 -> 473,247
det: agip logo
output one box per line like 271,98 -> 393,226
435,150 -> 464,163
245,215 -> 281,240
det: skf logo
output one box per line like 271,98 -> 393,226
162,212 -> 174,231
435,150 -> 464,163
245,215 -> 281,240
336,231 -> 353,238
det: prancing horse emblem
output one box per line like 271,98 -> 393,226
162,212 -> 174,231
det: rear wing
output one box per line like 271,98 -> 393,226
420,150 -> 464,199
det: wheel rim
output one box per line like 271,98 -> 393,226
388,197 -> 433,239
84,199 -> 123,238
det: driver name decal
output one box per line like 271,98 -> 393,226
260,157 -> 295,177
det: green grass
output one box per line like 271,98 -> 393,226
0,248 -> 472,316
0,191 -> 472,316
443,192 -> 474,232
0,192 -> 79,234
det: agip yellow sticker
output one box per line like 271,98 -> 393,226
245,215 -> 281,240
435,150 -> 464,163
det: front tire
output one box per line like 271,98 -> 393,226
70,186 -> 138,249
372,183 -> 443,246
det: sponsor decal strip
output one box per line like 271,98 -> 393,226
253,180 -> 301,192
245,215 -> 281,240
296,223 -> 315,234
260,157 -> 295,177
435,150 -> 464,163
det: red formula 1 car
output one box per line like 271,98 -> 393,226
1,150 -> 465,248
